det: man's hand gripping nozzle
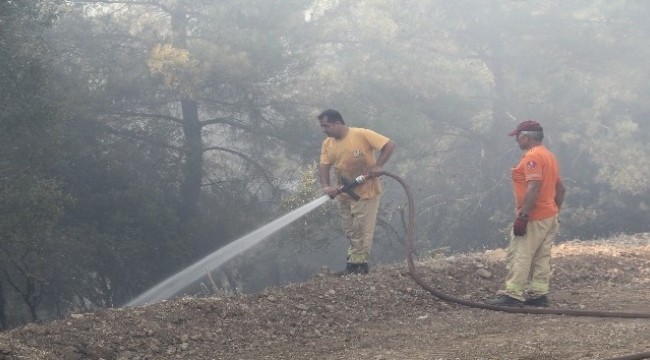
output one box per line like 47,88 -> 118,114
331,175 -> 367,201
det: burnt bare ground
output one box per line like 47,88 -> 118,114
1,233 -> 650,360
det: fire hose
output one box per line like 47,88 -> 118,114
352,171 -> 650,360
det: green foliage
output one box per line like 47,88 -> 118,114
6,0 -> 650,327
297,0 -> 650,252
278,163 -> 340,253
0,0 -> 73,326
147,44 -> 196,95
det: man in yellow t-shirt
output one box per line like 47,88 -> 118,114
487,120 -> 565,307
318,109 -> 396,275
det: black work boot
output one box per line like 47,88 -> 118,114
341,263 -> 370,275
334,263 -> 356,276
345,262 -> 359,274
485,295 -> 524,307
359,263 -> 369,274
524,295 -> 549,307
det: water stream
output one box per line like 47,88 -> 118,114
126,195 -> 330,307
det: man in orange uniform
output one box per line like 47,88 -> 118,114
487,120 -> 565,306
318,109 -> 396,275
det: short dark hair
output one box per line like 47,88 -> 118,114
317,109 -> 345,125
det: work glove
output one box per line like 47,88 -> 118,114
513,213 -> 529,236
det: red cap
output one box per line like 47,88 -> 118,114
508,120 -> 543,136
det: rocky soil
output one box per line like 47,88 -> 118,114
1,234 -> 650,360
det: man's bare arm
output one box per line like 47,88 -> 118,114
370,140 -> 396,176
555,178 -> 565,210
320,163 -> 340,197
319,163 -> 331,188
520,180 -> 542,215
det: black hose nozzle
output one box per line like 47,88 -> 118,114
333,175 -> 366,201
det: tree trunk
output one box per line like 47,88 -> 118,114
0,279 -> 7,331
170,8 -> 203,224
25,279 -> 40,322
179,99 -> 203,223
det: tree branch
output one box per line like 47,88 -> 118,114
72,0 -> 173,14
203,146 -> 270,179
200,116 -> 242,127
98,123 -> 182,152
105,111 -> 184,125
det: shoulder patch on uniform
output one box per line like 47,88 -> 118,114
526,160 -> 537,170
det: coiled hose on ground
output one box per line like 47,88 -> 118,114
380,171 -> 650,360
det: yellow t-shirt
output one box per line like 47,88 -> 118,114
320,127 -> 390,200
511,145 -> 561,220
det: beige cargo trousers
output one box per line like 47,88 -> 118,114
504,215 -> 560,301
337,195 -> 381,264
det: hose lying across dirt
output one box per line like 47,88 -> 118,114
380,171 -> 650,360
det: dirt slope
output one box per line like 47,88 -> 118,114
1,234 -> 650,360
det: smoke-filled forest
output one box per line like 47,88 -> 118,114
2,0 -> 650,329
